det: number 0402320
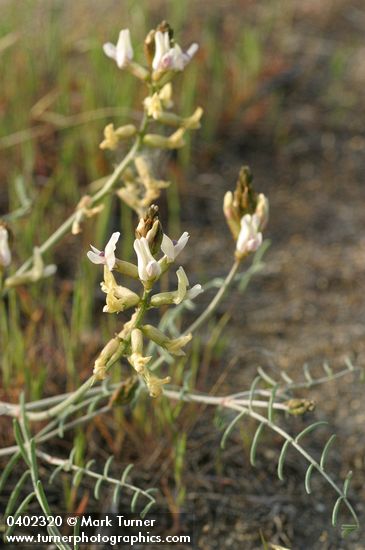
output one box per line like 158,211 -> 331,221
6,515 -> 63,527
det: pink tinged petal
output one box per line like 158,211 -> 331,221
161,45 -> 184,71
236,214 -> 262,254
90,244 -> 102,254
103,42 -> 117,60
146,260 -> 161,279
247,233 -> 263,252
160,53 -> 173,70
87,251 -> 105,265
161,234 -> 175,261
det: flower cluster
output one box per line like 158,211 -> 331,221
98,22 -> 203,220
223,166 -> 269,259
103,24 -> 198,76
87,207 -> 202,397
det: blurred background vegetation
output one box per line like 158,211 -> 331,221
1,0 -> 365,547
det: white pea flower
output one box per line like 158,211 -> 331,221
0,225 -> 11,267
153,31 -> 198,72
236,214 -> 262,257
162,43 -> 198,71
133,237 -> 161,282
161,232 -> 189,263
152,31 -> 171,71
87,232 -> 120,271
175,267 -> 203,304
103,29 -> 133,68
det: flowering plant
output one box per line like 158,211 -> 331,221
0,21 -> 360,545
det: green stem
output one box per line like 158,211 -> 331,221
22,288 -> 151,422
184,259 -> 240,335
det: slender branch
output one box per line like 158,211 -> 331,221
0,390 -> 287,458
0,405 -> 111,458
3,113 -> 148,288
36,449 -> 155,504
0,362 -> 360,419
185,260 -> 240,335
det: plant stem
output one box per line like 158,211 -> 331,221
20,289 -> 151,422
184,259 -> 240,335
3,114 -> 148,291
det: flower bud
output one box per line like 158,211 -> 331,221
286,399 -> 316,415
135,205 -> 163,256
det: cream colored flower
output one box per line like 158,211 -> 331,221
159,83 -> 173,108
128,352 -> 152,373
144,93 -> 163,119
152,31 -> 171,71
103,29 -> 133,68
153,31 -> 198,72
99,123 -> 119,150
236,214 -> 262,258
101,267 -> 140,313
143,83 -> 174,119
145,373 -> 171,398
